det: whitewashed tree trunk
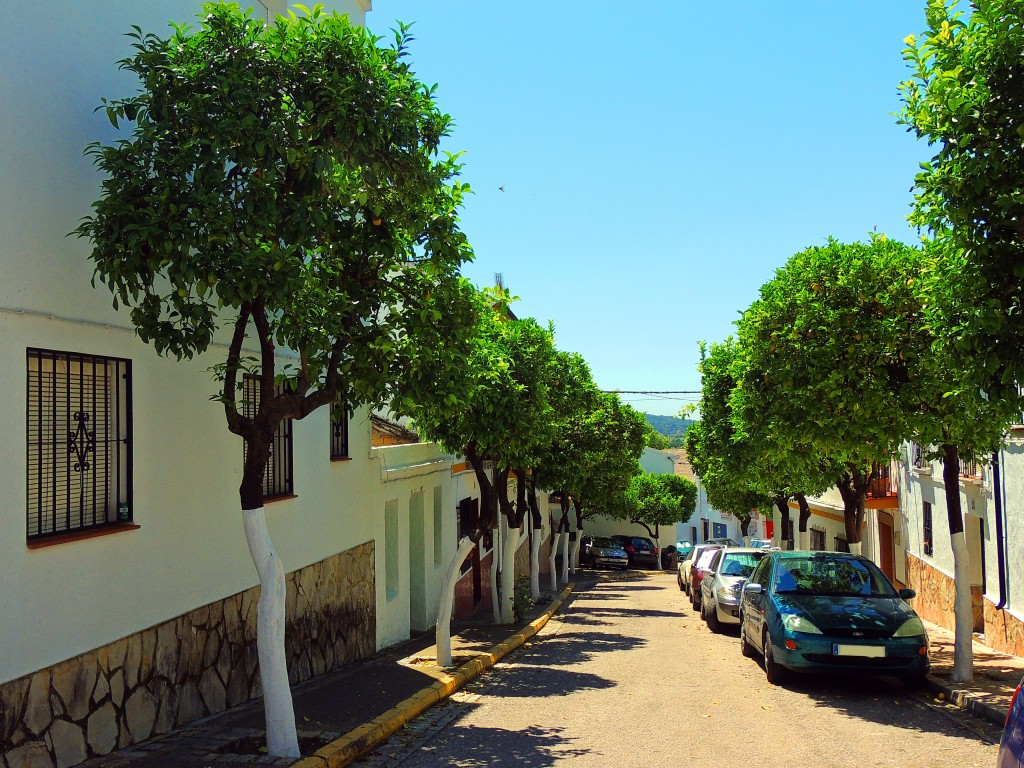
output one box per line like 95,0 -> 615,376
548,533 -> 561,591
498,522 -> 519,624
951,530 -> 975,683
848,540 -> 863,555
561,530 -> 570,583
435,536 -> 476,667
490,524 -> 501,624
530,528 -> 543,601
798,529 -> 810,551
242,508 -> 299,758
570,535 -> 582,575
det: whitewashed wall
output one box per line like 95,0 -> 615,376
372,443 -> 454,650
0,0 -> 376,684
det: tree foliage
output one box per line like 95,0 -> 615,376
616,472 -> 697,539
75,4 -> 476,508
900,0 -> 1024,391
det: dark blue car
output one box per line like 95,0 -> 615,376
999,676 -> 1024,767
738,551 -> 930,685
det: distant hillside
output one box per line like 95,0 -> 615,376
644,413 -> 692,439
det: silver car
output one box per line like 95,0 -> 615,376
700,547 -> 767,631
584,536 -> 629,569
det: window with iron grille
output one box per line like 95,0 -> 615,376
330,404 -> 349,460
923,501 -> 933,556
833,535 -> 850,553
810,528 -> 826,551
241,375 -> 294,500
26,348 -> 132,541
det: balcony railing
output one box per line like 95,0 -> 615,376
959,456 -> 983,479
869,461 -> 898,499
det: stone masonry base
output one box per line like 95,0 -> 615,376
0,542 -> 375,768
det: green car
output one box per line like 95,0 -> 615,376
738,551 -> 930,686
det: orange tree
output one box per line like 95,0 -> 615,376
74,5 -> 474,754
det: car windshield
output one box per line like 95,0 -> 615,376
718,551 -> 765,577
772,556 -> 898,597
592,537 -> 617,548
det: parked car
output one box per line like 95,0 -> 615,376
999,675 -> 1024,768
661,542 -> 692,571
706,537 -> 741,546
738,551 -> 930,686
612,535 -> 660,569
748,538 -> 773,550
581,536 -> 629,569
689,545 -> 723,611
677,543 -> 715,593
700,547 -> 767,631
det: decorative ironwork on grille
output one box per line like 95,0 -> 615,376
923,501 -> 933,556
26,348 -> 132,540
241,375 -> 294,500
330,404 -> 349,460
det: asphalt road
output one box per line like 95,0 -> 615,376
355,571 -> 1002,768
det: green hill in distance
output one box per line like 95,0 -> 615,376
644,413 -> 692,439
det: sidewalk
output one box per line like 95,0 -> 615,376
82,584 -> 577,768
922,619 -> 1023,726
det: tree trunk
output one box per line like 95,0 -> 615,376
242,507 -> 299,758
528,480 -> 543,600
796,492 -> 812,551
548,530 -> 561,592
773,496 -> 790,550
836,466 -> 871,551
942,443 -> 974,683
561,525 -> 570,583
499,516 -> 519,624
435,536 -> 476,667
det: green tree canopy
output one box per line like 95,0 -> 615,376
615,472 -> 697,540
900,0 -> 1024,392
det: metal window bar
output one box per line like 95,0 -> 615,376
241,375 -> 294,499
959,456 -> 982,479
923,501 -> 933,556
810,528 -> 826,551
833,536 -> 850,553
910,441 -> 927,469
330,404 -> 349,459
26,348 -> 132,541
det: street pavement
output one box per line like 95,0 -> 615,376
81,570 -> 1021,768
352,572 -> 1004,768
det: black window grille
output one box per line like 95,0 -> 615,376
923,501 -> 933,556
26,348 -> 132,541
330,404 -> 349,460
241,375 -> 294,500
810,528 -> 826,551
833,536 -> 850,553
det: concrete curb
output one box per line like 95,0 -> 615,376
292,584 -> 574,768
923,675 -> 1008,727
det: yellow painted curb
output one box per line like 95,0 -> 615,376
292,584 -> 574,768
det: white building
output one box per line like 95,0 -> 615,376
0,4 -> 509,767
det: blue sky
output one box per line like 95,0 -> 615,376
369,2 -> 931,417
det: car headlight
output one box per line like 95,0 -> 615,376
782,614 -> 823,634
893,617 -> 926,638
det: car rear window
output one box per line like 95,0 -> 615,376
592,537 -> 616,547
695,548 -> 720,569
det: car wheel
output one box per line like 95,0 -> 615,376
706,600 -> 722,633
677,571 -> 684,591
740,618 -> 756,658
763,630 -> 787,685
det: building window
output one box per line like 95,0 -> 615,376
923,501 -> 933,556
241,375 -> 294,500
330,404 -> 349,460
833,536 -> 850,553
810,528 -> 826,551
27,348 -> 132,541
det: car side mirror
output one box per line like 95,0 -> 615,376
743,583 -> 763,595
898,588 -> 916,600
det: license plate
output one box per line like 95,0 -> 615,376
833,644 -> 885,658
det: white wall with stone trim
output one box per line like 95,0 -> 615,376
0,0 -> 376,685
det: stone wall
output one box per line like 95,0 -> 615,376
984,600 -> 1024,657
0,542 -> 375,768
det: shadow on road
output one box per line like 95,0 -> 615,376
414,724 -> 590,766
480,666 -> 615,698
769,672 -> 1001,746
520,630 -> 648,667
